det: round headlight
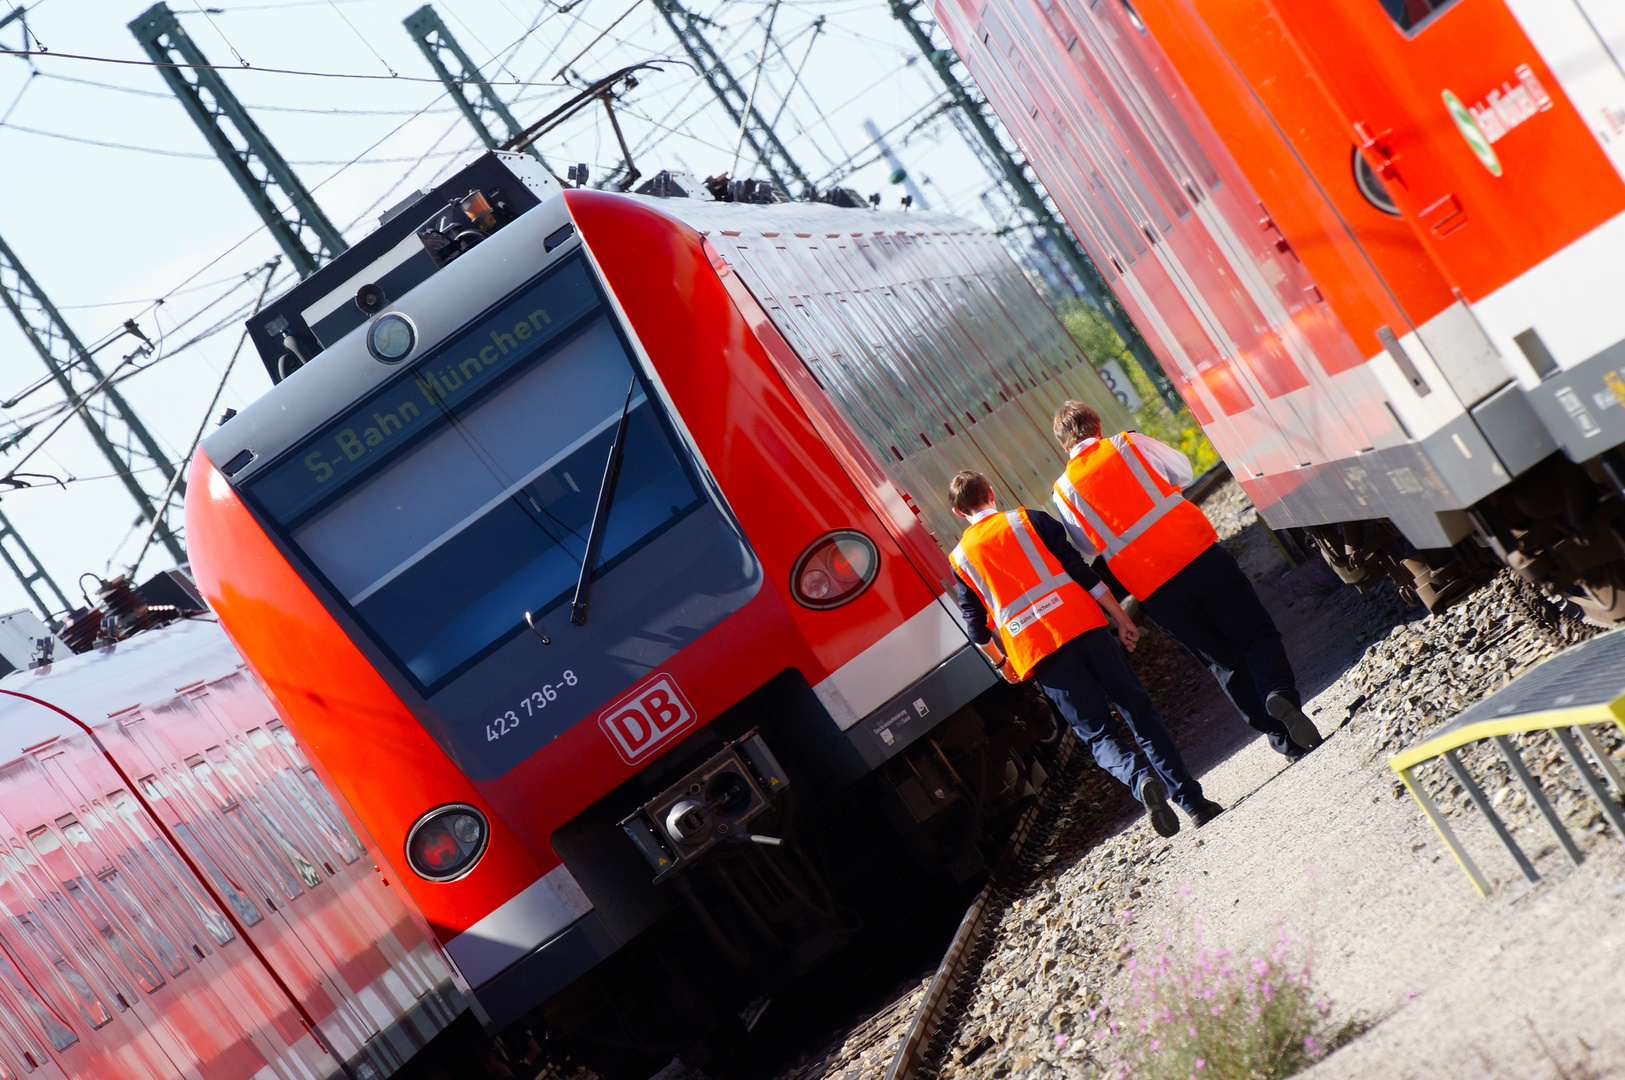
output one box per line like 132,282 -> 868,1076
367,312 -> 416,363
405,804 -> 488,882
790,530 -> 879,610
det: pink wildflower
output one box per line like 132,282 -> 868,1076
1194,1060 -> 1205,1070
1055,1034 -> 1068,1047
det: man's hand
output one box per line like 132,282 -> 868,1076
1114,614 -> 1140,653
996,656 -> 1021,683
1094,589 -> 1140,653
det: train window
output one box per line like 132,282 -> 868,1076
107,791 -> 237,947
144,842 -> 238,944
245,253 -> 706,693
242,795 -> 322,889
169,824 -> 263,928
93,871 -> 187,979
0,938 -> 75,1052
294,764 -> 367,856
57,820 -> 187,982
1117,0 -> 1147,34
1352,148 -> 1402,215
60,881 -> 164,994
14,917 -> 111,1029
275,771 -> 360,864
219,804 -> 302,901
1377,0 -> 1456,33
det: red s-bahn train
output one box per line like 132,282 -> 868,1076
0,610 -> 463,1079
938,0 -> 1625,621
184,152 -> 1132,1067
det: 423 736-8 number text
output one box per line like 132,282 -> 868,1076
487,670 -> 578,742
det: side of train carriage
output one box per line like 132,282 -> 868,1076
0,613 -> 464,1080
185,152 -> 1135,1058
936,0 -> 1625,620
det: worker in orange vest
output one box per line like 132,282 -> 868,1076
1049,401 -> 1323,761
948,470 -> 1223,835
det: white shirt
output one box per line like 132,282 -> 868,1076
1051,433 -> 1195,559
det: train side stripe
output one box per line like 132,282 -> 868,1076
812,598 -> 967,732
442,865 -> 592,988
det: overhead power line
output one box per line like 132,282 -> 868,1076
0,46 -> 574,90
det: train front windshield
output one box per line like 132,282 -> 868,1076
246,254 -> 704,692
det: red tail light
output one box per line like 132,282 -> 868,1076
405,805 -> 489,882
791,531 -> 879,610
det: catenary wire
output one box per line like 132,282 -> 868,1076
0,48 -> 575,90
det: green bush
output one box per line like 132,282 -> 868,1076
1057,300 -> 1219,476
1096,922 -> 1363,1080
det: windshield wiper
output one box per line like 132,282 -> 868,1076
570,375 -> 639,626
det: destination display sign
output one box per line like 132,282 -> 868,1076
249,255 -> 602,528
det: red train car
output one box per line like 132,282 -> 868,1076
0,615 -> 462,1079
939,0 -> 1625,619
186,153 -> 1131,1057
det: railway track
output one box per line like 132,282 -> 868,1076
882,732 -> 1088,1080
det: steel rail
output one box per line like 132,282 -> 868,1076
883,730 -> 1081,1080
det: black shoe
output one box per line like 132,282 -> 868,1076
1185,797 -> 1225,827
1280,743 -> 1309,763
1266,692 -> 1323,751
1137,777 -> 1180,837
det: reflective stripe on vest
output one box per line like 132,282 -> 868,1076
1054,434 -> 1216,598
951,509 -> 1104,677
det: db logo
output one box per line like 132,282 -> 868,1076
598,674 -> 696,764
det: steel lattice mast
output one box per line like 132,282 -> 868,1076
888,0 -> 1178,411
128,2 -> 348,279
403,5 -> 552,171
0,233 -> 187,585
0,512 -> 71,628
651,0 -> 813,198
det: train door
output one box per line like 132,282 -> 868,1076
1263,0 -> 1625,369
254,722 -> 455,1015
33,752 -> 283,1080
116,710 -> 372,1072
932,0 -> 1252,468
0,757 -> 179,1078
1018,0 -> 1359,473
1080,0 -> 1388,458
92,783 -> 315,1080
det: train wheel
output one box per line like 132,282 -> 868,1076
1564,563 -> 1625,627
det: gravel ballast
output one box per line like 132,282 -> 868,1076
927,483 -> 1625,1080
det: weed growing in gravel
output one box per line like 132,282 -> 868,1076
1095,920 -> 1363,1080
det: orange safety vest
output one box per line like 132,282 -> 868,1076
1053,435 -> 1217,599
951,508 -> 1105,679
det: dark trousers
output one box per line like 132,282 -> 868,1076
1138,543 -> 1301,754
1028,627 -> 1203,809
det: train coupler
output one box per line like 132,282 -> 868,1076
618,729 -> 789,880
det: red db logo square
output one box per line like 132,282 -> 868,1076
598,674 -> 696,764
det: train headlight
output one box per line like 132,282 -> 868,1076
367,312 -> 416,363
791,531 -> 879,610
405,804 -> 489,882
